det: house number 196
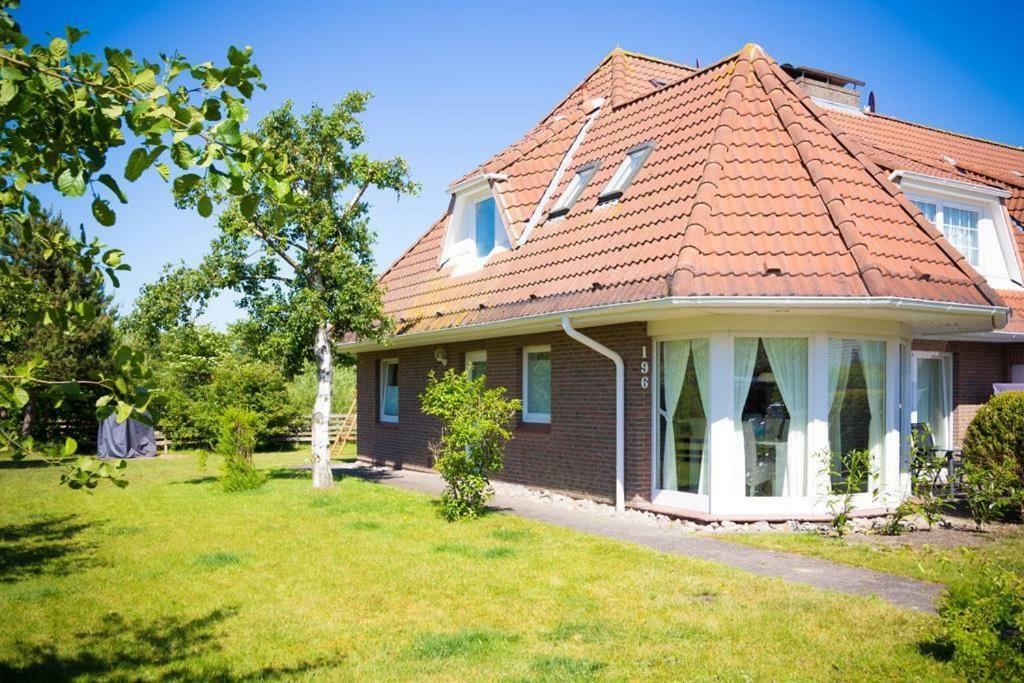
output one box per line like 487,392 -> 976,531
640,346 -> 649,389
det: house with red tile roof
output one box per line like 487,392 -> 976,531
345,44 -> 1024,520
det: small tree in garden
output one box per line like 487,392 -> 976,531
820,449 -> 877,537
214,407 -> 266,492
420,369 -> 520,521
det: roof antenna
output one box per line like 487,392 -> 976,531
695,56 -> 701,68
867,91 -> 876,113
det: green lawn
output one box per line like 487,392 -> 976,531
724,526 -> 1024,587
0,452 -> 962,681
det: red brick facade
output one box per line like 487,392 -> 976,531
356,322 -> 653,503
911,339 -> 1024,446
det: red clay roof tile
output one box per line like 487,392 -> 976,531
374,45 -> 1013,340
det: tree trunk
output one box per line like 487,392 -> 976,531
310,324 -> 334,489
20,400 -> 33,438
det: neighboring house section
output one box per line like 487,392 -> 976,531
345,45 -> 1024,520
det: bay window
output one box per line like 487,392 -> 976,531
828,339 -> 886,492
735,338 -> 807,498
659,339 -> 710,494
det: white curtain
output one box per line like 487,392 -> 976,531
692,339 -> 711,495
827,340 -> 851,455
861,340 -> 886,467
763,338 -> 808,498
734,338 -> 759,493
661,340 -> 690,491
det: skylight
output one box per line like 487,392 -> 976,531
598,142 -> 655,205
548,162 -> 599,218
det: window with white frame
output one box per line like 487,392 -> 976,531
912,199 -> 980,266
465,350 -> 487,381
734,337 -> 808,498
912,352 -> 952,450
440,179 -> 510,273
379,359 -> 399,422
598,142 -> 655,204
549,162 -> 599,218
659,338 -> 710,495
522,345 -> 551,423
828,338 -> 886,493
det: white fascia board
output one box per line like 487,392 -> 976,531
446,173 -> 508,195
340,295 -> 1009,352
890,170 -> 1012,199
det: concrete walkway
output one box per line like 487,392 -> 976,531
333,464 -> 943,613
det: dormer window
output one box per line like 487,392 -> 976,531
474,197 -> 496,256
912,199 -> 980,266
548,162 -> 599,219
896,170 -> 1021,289
598,142 -> 655,205
440,173 -> 511,274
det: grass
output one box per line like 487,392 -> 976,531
723,528 -> 1024,587
0,450 -> 967,681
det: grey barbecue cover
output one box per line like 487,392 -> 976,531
97,414 -> 157,459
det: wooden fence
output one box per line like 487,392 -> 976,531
153,413 -> 356,453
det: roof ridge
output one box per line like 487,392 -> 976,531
755,54 -> 1004,308
614,45 -> 749,112
617,48 -> 694,71
666,52 -> 752,296
747,49 -> 883,297
862,110 -> 1024,155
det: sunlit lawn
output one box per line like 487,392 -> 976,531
724,526 -> 1024,587
0,450 -> 963,680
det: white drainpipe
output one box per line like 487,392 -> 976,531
561,316 -> 625,510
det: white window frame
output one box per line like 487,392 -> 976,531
549,162 -> 599,218
522,345 -> 551,424
650,329 -> 907,517
379,358 -> 399,423
902,178 -> 1023,290
465,350 -> 487,380
910,350 -> 953,450
597,142 -> 655,205
439,175 -> 511,274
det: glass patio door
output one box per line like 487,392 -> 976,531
912,353 -> 952,449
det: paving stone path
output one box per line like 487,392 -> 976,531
330,463 -> 943,613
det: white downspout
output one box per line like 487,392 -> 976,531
561,316 -> 625,511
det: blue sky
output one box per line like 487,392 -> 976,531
22,0 -> 1024,326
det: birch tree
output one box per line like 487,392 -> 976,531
138,97 -> 415,488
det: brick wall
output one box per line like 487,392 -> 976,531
911,340 -> 1024,446
356,322 -> 653,503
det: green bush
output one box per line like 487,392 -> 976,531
962,458 -> 1024,529
420,369 -> 520,521
215,407 -> 266,492
962,391 -> 1024,524
936,561 -> 1024,680
150,326 -> 299,449
963,391 -> 1024,482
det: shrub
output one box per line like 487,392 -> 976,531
215,407 -> 266,492
963,391 -> 1024,485
820,448 -> 877,538
936,561 -> 1024,680
420,369 -> 520,521
962,458 -> 1024,530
